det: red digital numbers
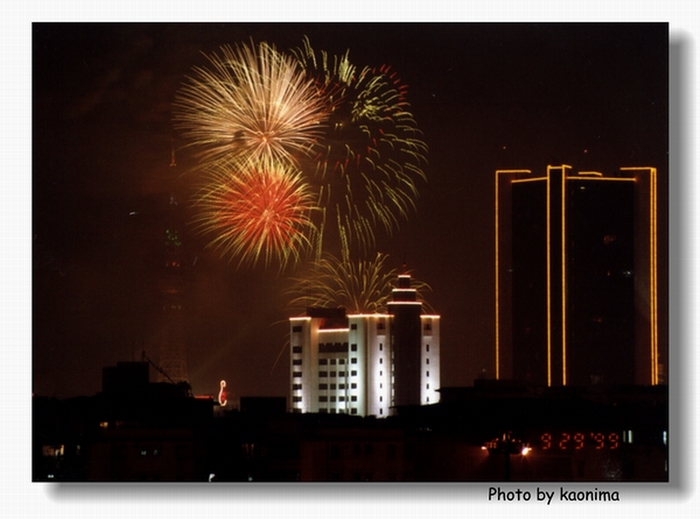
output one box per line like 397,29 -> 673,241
540,433 -> 552,451
592,432 -> 605,450
608,432 -> 619,449
540,432 -> 620,450
558,432 -> 570,450
541,433 -> 552,450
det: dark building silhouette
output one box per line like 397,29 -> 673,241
34,374 -> 668,482
495,165 -> 664,386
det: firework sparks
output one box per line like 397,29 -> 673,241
173,41 -> 330,170
293,37 -> 429,259
192,163 -> 318,268
287,253 -> 433,314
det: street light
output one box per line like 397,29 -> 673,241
484,431 -> 529,481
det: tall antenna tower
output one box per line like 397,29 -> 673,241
156,142 -> 189,383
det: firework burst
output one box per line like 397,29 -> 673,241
192,163 -> 318,268
287,253 -> 433,314
293,37 -> 429,259
173,41 -> 330,170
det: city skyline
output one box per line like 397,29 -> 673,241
32,23 -> 668,401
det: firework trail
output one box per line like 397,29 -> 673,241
192,162 -> 318,268
287,253 -> 433,314
293,37 -> 428,259
173,41 -> 330,171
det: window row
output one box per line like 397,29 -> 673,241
319,358 -> 357,365
319,408 -> 359,415
319,371 -> 357,378
319,383 -> 357,390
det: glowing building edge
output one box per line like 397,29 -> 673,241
495,165 -> 663,387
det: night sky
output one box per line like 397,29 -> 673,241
32,23 -> 668,401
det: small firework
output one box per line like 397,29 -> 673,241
174,41 -> 330,170
287,253 -> 433,314
293,37 -> 428,258
192,163 -> 318,268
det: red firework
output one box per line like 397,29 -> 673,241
194,164 -> 318,268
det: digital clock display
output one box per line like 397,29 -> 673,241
539,432 -> 620,451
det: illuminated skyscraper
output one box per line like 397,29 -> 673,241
495,165 -> 663,387
289,274 -> 440,416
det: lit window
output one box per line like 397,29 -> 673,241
42,445 -> 65,458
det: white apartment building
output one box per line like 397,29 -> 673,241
290,274 -> 440,416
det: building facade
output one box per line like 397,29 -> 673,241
290,274 -> 440,416
495,165 -> 664,387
